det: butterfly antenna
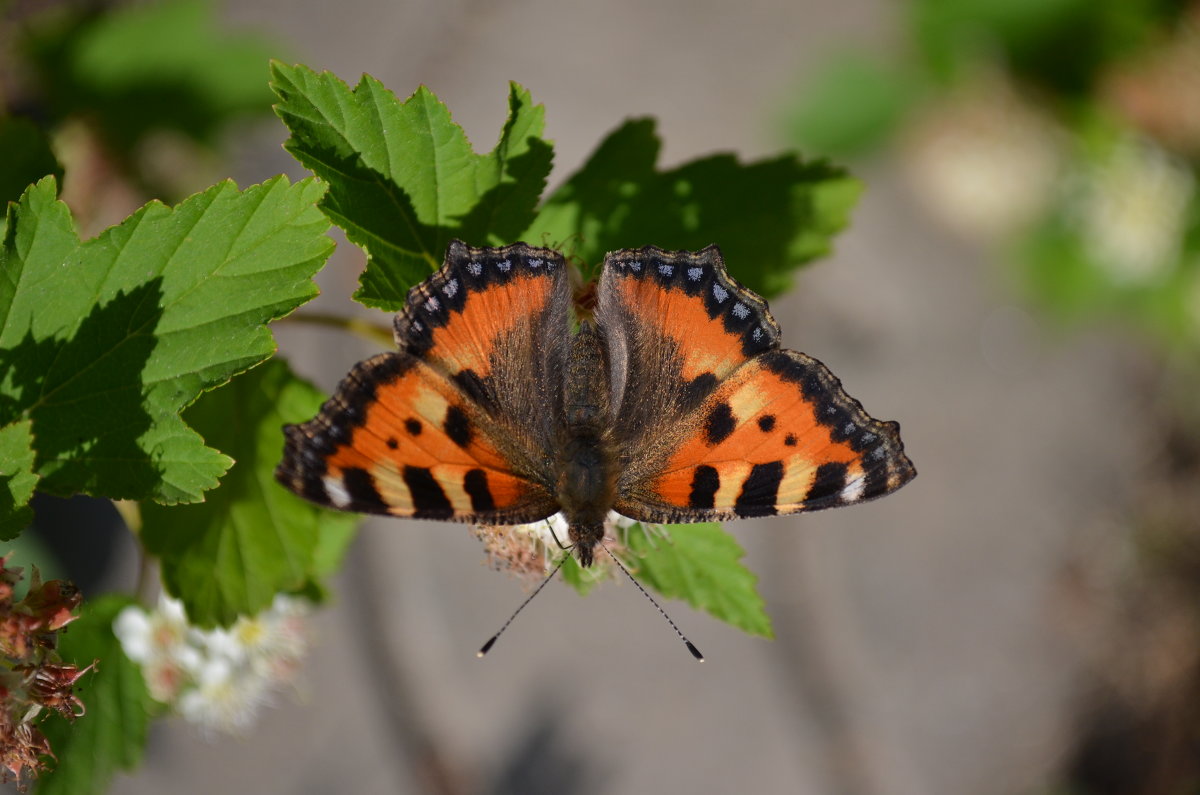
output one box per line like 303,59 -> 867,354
477,555 -> 569,658
603,546 -> 704,661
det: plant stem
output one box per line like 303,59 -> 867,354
277,312 -> 395,347
113,500 -> 159,606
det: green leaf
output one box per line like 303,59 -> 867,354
618,522 -> 773,638
786,52 -> 925,158
0,419 -> 38,540
0,116 -> 63,208
141,358 -> 359,627
558,553 -> 609,596
22,0 -> 280,151
0,175 -> 332,504
524,118 -> 860,297
310,518 -> 358,585
35,595 -> 154,795
911,0 -> 1169,94
271,64 -> 553,309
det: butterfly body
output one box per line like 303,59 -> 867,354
552,321 -> 621,566
277,241 -> 915,566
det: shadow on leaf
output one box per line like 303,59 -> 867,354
308,131 -> 554,308
0,279 -> 165,500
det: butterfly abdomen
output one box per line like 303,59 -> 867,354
555,432 -> 616,566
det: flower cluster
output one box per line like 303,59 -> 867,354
904,74 -> 1065,242
113,593 -> 310,735
0,558 -> 86,791
472,511 -> 638,586
1074,137 -> 1194,284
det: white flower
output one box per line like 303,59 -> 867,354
512,513 -> 569,551
473,511 -> 639,586
231,595 -> 310,681
140,655 -> 189,704
190,624 -> 246,667
177,657 -> 270,735
114,595 -> 199,702
113,606 -> 154,663
113,592 -> 313,733
903,75 -> 1064,241
113,594 -> 189,664
1073,137 -> 1194,283
606,511 -> 639,529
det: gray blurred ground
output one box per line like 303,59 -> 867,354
111,1 -> 1151,793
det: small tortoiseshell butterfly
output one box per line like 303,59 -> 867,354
276,241 -> 915,566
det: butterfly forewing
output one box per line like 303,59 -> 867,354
596,246 -> 779,430
394,241 -> 571,443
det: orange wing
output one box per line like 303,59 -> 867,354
277,241 -> 569,523
278,352 -> 557,521
595,245 -> 915,522
617,350 -> 914,521
595,246 -> 780,428
395,241 -> 570,396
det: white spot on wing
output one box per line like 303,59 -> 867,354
467,261 -> 483,276
529,258 -> 543,268
687,267 -> 703,281
498,259 -> 512,272
442,278 -> 459,298
842,422 -> 856,435
630,260 -> 643,272
732,303 -> 749,319
658,263 -> 674,276
752,327 -> 763,341
425,296 -> 440,312
712,283 -> 729,303
840,476 -> 865,503
323,476 -> 352,508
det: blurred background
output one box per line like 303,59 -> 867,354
4,0 -> 1199,793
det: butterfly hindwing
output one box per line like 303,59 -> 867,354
596,245 -> 915,523
616,349 -> 914,522
277,351 -> 559,523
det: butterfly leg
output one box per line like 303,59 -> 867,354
542,518 -> 571,552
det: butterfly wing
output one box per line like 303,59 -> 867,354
277,241 -> 570,523
595,245 -> 915,523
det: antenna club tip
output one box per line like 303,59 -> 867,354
686,641 -> 704,661
478,636 -> 498,657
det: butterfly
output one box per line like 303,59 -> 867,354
276,241 -> 916,567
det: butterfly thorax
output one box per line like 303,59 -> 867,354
556,322 -> 618,567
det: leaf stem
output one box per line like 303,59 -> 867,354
112,500 -> 142,536
114,501 -> 160,606
277,312 -> 394,347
